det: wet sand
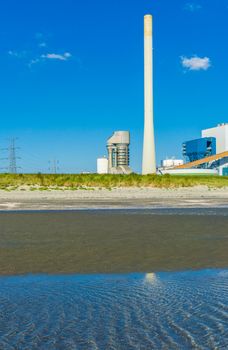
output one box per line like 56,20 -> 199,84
0,209 -> 227,275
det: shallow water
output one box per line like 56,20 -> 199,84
0,269 -> 227,349
0,208 -> 228,275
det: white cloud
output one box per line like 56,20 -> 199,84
181,56 -> 211,71
28,58 -> 41,68
184,3 -> 202,12
8,45 -> 73,69
41,52 -> 72,61
8,50 -> 27,58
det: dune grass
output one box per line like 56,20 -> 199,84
0,173 -> 227,190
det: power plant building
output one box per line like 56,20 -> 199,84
202,123 -> 228,154
182,137 -> 216,163
161,158 -> 184,168
159,123 -> 228,176
107,131 -> 131,174
173,123 -> 228,176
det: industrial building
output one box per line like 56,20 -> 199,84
107,131 -> 131,174
182,137 -> 216,163
162,123 -> 228,176
161,158 -> 184,168
159,123 -> 228,176
97,131 -> 132,174
202,123 -> 228,154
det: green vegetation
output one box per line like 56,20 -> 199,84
0,173 -> 227,190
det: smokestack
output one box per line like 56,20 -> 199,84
142,14 -> 156,174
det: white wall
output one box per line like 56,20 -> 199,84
160,169 -> 218,176
161,159 -> 184,168
202,124 -> 228,154
97,158 -> 108,174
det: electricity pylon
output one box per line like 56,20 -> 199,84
0,138 -> 21,173
48,159 -> 59,174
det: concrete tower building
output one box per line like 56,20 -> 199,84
142,14 -> 156,174
107,131 -> 131,174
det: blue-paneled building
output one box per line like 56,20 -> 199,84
182,137 -> 216,162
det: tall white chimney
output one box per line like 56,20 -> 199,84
142,14 -> 156,174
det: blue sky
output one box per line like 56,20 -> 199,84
0,0 -> 228,173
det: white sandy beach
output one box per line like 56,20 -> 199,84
0,186 -> 227,210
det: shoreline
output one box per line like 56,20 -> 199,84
0,207 -> 228,215
0,266 -> 228,278
0,186 -> 228,210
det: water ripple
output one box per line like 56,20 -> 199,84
0,269 -> 228,349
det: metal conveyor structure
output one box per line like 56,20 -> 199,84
175,151 -> 228,169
